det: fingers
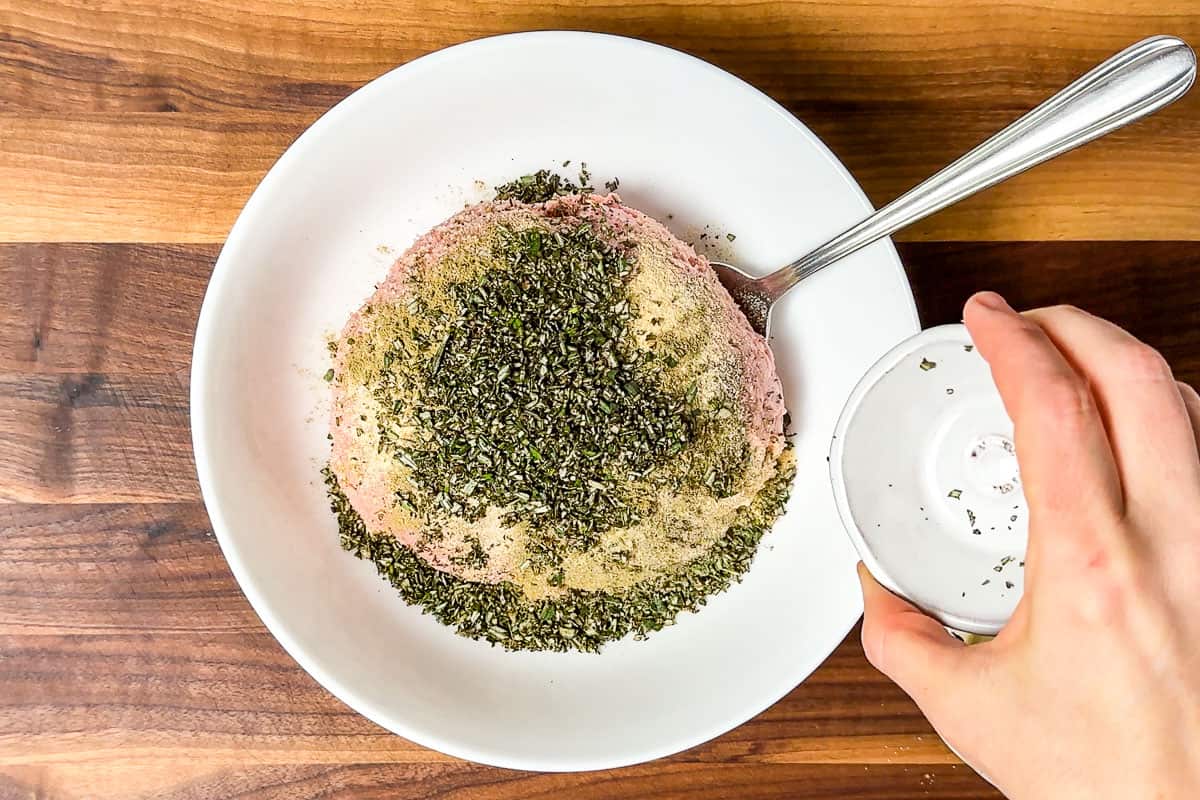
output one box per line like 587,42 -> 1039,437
1024,307 -> 1200,505
964,294 -> 1124,546
858,563 -> 971,715
1177,380 -> 1200,457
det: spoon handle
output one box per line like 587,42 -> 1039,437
759,35 -> 1196,300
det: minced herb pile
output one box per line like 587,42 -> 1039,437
494,168 -> 590,203
324,449 -> 794,653
323,170 -> 793,652
383,223 -> 694,574
493,164 -> 618,203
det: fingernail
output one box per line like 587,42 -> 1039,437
972,291 -> 1013,312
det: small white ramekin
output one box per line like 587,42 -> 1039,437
830,324 -> 1029,636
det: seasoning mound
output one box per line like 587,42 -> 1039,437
325,186 -> 791,651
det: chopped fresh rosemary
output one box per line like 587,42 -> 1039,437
325,181 -> 791,651
494,169 -> 588,203
323,449 -> 795,653
495,167 -> 621,205
374,222 -> 710,567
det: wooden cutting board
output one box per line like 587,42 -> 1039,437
2,2 -> 1198,797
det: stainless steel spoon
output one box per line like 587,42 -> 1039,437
712,35 -> 1197,336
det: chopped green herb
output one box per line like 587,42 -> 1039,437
374,223 -> 708,562
451,537 -> 489,570
948,489 -> 963,500
323,368 -> 335,382
323,452 -> 796,652
494,169 -> 589,203
919,358 -> 937,371
325,177 -> 792,652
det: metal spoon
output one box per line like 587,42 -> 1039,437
712,35 -> 1196,337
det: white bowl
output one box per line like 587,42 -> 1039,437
191,31 -> 919,771
830,325 -> 1030,635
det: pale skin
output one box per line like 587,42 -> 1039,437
859,292 -> 1200,799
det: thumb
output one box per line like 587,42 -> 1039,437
858,562 -> 973,711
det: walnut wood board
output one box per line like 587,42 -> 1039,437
3,2 -> 1200,797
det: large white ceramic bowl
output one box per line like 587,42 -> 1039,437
191,31 -> 919,771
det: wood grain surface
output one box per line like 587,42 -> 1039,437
2,2 -> 1199,798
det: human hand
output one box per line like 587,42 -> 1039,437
858,292 -> 1200,799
